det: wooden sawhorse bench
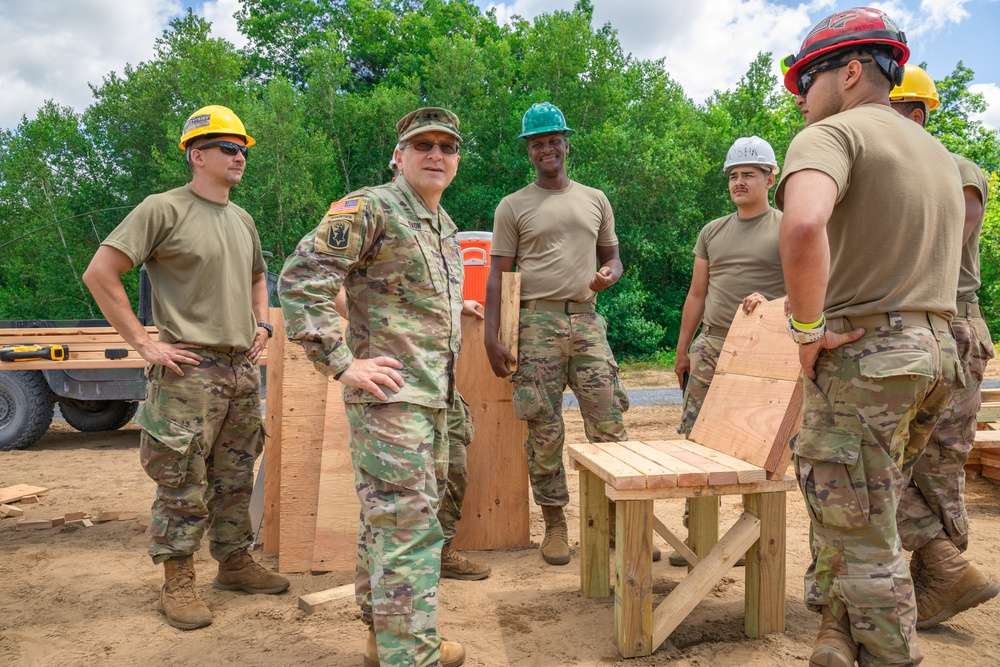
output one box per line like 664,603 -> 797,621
568,299 -> 802,657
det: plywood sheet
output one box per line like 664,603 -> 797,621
716,300 -> 800,382
0,485 -> 48,505
262,308 -> 284,554
453,315 -> 531,551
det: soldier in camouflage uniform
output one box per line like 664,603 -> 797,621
777,10 -> 963,666
83,105 -> 288,631
280,108 -> 467,667
484,102 -> 628,566
890,64 -> 1000,629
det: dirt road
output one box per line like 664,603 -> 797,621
2,405 -> 1000,666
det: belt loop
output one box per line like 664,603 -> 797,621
564,302 -> 572,315
888,311 -> 903,333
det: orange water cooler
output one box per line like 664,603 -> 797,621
457,231 -> 492,304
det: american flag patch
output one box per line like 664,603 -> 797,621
327,198 -> 361,215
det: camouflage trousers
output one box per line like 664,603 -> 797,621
438,393 -> 474,542
794,314 -> 958,667
349,401 -> 449,667
898,313 -> 994,552
136,349 -> 263,564
679,332 -> 726,436
512,308 -> 628,507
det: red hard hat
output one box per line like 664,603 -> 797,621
781,7 -> 909,95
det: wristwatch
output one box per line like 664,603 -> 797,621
257,322 -> 273,338
786,316 -> 825,345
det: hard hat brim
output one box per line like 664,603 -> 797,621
517,127 -> 575,141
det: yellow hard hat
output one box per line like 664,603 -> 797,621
178,105 -> 256,150
890,64 -> 940,111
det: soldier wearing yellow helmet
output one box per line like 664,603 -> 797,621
84,105 -> 287,631
890,64 -> 999,630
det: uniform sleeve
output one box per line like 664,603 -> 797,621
693,225 -> 709,261
955,157 -> 989,206
491,198 -> 519,257
596,191 -> 618,247
278,195 -> 382,377
101,195 -> 179,267
775,123 -> 853,210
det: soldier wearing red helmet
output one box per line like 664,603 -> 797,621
776,8 -> 964,667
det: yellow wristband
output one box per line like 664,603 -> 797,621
790,314 -> 825,330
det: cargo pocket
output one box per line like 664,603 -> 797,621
610,361 -> 629,413
838,575 -> 911,664
858,348 -> 934,380
973,317 -> 996,361
511,372 -> 549,421
354,407 -> 431,491
793,427 -> 869,530
135,404 -> 196,489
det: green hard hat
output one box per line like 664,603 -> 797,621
517,102 -> 575,140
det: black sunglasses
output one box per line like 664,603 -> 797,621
195,140 -> 248,157
404,140 -> 460,155
797,57 -> 872,96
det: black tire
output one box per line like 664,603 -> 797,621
0,370 -> 55,451
59,399 -> 138,433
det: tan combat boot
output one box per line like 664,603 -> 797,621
441,541 -> 492,580
363,630 -> 466,667
540,505 -> 570,565
809,605 -> 858,667
213,549 -> 290,594
915,536 -> 1000,629
156,556 -> 213,630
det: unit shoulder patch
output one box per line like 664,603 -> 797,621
316,205 -> 364,259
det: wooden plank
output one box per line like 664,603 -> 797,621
15,519 -> 52,530
981,388 -> 1000,404
568,443 -> 646,490
614,499 -> 654,658
744,492 -> 787,638
981,453 -> 1000,469
639,441 -> 709,487
0,485 -> 48,505
668,440 -> 767,483
688,374 -> 800,474
453,315 -> 531,551
580,470 -> 611,598
978,403 -> 1000,423
298,583 -> 355,614
653,516 -> 698,566
263,307 -> 284,555
648,440 -> 738,486
499,272 -> 521,369
277,330 -> 329,573
595,441 -> 677,489
984,464 -> 1000,481
688,496 -> 719,573
606,477 -> 798,501
0,504 -> 24,517
716,300 -> 801,382
311,364 -> 358,573
974,430 -> 1000,445
651,512 -> 762,649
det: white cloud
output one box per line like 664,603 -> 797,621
0,0 -> 181,129
970,82 -> 1000,131
202,0 -> 247,48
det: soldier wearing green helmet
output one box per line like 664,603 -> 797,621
485,101 -> 633,567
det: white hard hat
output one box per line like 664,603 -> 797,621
723,136 -> 779,175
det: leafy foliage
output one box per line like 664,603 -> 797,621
2,1 -> 999,356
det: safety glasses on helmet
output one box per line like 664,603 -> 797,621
194,140 -> 248,157
404,140 -> 460,155
797,57 -> 872,96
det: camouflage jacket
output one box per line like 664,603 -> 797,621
279,175 -> 464,409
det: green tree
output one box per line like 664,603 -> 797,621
927,62 -> 1000,172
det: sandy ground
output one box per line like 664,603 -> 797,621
4,392 -> 1000,665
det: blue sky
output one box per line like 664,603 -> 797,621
1,0 -> 998,130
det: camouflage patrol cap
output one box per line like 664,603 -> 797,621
396,107 -> 462,143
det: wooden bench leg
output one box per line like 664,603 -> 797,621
688,495 -> 719,573
743,492 -> 786,638
614,499 -> 653,657
579,469 -> 610,598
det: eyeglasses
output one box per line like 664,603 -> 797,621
404,140 -> 460,155
797,58 -> 872,96
194,140 -> 248,157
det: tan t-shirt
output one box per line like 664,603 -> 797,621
694,208 -> 785,330
103,185 -> 266,350
954,154 -> 989,303
492,181 -> 618,302
776,104 -> 962,319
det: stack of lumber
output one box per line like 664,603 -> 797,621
977,429 -> 1000,482
0,325 -> 267,370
